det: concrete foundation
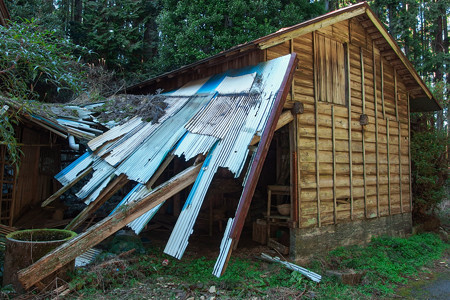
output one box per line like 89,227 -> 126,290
290,213 -> 412,261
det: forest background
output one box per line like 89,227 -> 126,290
1,0 -> 448,219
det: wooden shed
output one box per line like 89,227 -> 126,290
125,2 -> 440,259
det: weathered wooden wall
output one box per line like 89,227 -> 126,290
265,18 -> 411,229
11,124 -> 61,224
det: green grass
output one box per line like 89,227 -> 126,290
66,233 -> 447,299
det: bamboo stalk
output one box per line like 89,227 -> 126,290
387,118 -> 391,215
313,31 -> 321,227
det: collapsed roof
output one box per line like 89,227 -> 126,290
18,54 -> 298,288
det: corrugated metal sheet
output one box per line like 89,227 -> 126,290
115,94 -> 213,184
56,54 -> 294,277
55,151 -> 95,186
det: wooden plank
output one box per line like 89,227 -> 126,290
65,173 -> 130,231
360,47 -> 367,218
407,93 -> 412,212
41,167 -> 93,207
18,163 -> 203,290
313,32 -> 321,227
346,42 -> 354,220
387,119 -> 391,215
394,69 -> 399,120
146,154 -> 175,189
259,6 -> 366,49
398,120 -> 403,213
373,42 -> 380,217
332,105 -> 337,223
381,60 -> 385,118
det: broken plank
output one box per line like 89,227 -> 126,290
41,167 -> 93,207
65,173 -> 129,231
18,163 -> 202,290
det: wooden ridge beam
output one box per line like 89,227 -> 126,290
18,163 -> 203,290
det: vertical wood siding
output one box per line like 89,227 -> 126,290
265,17 -> 411,228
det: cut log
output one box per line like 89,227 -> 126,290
17,163 -> 202,290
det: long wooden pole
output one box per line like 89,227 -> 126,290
407,93 -> 412,212
398,120 -> 403,213
361,47 -> 367,218
18,163 -> 202,290
373,42 -> 380,217
313,31 -> 321,226
346,43 -> 353,220
387,118 -> 391,215
332,105 -> 337,223
41,167 -> 93,207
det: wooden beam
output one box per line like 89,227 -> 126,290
346,42 -> 354,220
332,105 -> 337,223
373,42 -> 380,217
394,69 -> 399,121
41,167 -> 93,207
387,118 -> 391,215
361,47 -> 367,218
146,154 -> 175,189
250,110 -> 294,146
398,120 -> 403,213
407,93 -> 412,212
18,163 -> 203,290
313,32 -> 321,227
258,6 -> 366,50
381,59 -> 386,118
65,173 -> 129,231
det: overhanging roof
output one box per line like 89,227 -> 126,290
125,1 -> 440,112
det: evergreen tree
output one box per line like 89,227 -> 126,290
156,0 -> 323,72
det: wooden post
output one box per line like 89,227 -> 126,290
398,120 -> 403,213
332,105 -> 337,223
394,70 -> 399,121
381,60 -> 385,118
18,164 -> 203,290
407,93 -> 412,212
313,31 -> 321,227
373,42 -> 380,217
346,43 -> 353,220
387,118 -> 391,215
360,47 -> 367,218
290,39 -> 295,101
